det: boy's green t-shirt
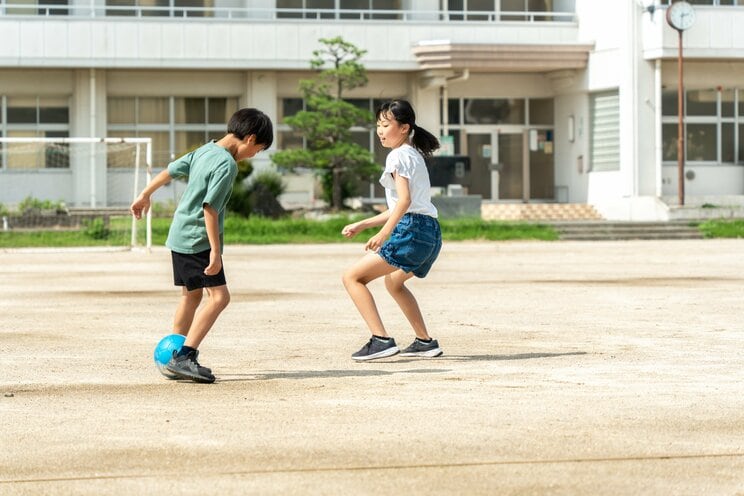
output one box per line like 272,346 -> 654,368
165,141 -> 237,254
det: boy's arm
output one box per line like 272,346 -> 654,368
203,203 -> 222,276
130,169 -> 172,219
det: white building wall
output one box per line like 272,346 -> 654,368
553,86 -> 589,204
3,3 -> 744,216
0,18 -> 579,70
577,0 -> 671,220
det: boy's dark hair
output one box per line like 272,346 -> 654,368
376,100 -> 440,158
228,108 -> 274,149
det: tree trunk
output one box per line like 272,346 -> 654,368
332,165 -> 342,210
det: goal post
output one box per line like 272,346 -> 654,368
0,136 -> 153,251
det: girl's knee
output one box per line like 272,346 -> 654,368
342,270 -> 360,288
384,276 -> 405,294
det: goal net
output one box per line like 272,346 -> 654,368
0,137 -> 153,250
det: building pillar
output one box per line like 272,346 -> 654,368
244,71 -> 277,167
71,69 -> 107,207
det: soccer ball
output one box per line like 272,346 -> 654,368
153,334 -> 186,379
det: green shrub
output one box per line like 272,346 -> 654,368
18,196 -> 66,214
83,218 -> 111,240
251,169 -> 286,198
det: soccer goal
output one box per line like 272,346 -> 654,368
0,137 -> 153,250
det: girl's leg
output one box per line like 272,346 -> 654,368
384,270 -> 431,340
342,253 -> 398,337
184,285 -> 231,348
173,287 -> 203,335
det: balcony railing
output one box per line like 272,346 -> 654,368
0,4 -> 577,22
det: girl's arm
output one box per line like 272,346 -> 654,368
130,168 -> 172,219
203,204 -> 222,275
363,172 -> 411,252
341,209 -> 391,238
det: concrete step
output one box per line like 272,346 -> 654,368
549,221 -> 703,241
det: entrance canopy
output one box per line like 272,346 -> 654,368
412,42 -> 593,73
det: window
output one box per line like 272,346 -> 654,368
589,91 -> 620,172
661,0 -> 744,5
277,0 -> 335,19
463,99 -> 525,125
340,0 -> 402,19
444,97 -> 553,127
501,0 -> 527,20
662,87 -> 742,164
277,98 -> 305,151
448,0 -> 495,20
529,98 -> 553,125
277,0 -> 401,20
4,0 -> 68,15
442,99 -> 460,125
686,123 -> 717,161
1,96 -> 71,170
686,89 -> 717,117
107,96 -> 239,167
662,123 -> 679,162
105,0 -> 213,17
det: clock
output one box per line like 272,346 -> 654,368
666,1 -> 696,31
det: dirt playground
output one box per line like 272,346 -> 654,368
1,240 -> 743,495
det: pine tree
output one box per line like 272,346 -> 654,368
272,37 -> 377,210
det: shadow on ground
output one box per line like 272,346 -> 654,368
216,368 -> 448,382
215,352 -> 588,381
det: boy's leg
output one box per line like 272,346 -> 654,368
342,253 -> 398,337
166,285 -> 228,383
384,270 -> 431,341
183,284 -> 230,349
172,287 -> 203,335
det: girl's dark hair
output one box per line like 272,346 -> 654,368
228,108 -> 274,149
376,100 -> 440,158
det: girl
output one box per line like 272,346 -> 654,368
341,100 -> 443,361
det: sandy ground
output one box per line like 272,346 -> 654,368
0,240 -> 743,495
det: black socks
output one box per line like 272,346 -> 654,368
177,345 -> 197,357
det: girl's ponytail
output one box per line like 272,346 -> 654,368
376,100 -> 440,158
410,124 -> 440,158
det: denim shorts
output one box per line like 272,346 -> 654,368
378,213 -> 442,278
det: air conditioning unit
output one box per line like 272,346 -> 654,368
447,184 -> 465,197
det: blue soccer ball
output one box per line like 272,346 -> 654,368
153,334 -> 186,379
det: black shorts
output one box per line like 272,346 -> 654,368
171,249 -> 226,291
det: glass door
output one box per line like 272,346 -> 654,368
497,132 -> 525,200
529,129 -> 555,200
466,133 -> 494,199
466,130 -> 525,201
465,128 -> 554,201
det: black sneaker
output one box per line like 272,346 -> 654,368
165,350 -> 216,383
352,336 -> 400,361
400,338 -> 443,358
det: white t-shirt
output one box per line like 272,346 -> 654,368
379,143 -> 438,218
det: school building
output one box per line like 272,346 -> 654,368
1,0 -> 743,220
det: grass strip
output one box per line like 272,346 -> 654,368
698,219 -> 744,238
0,215 -> 557,248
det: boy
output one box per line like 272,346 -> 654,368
130,107 -> 273,383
